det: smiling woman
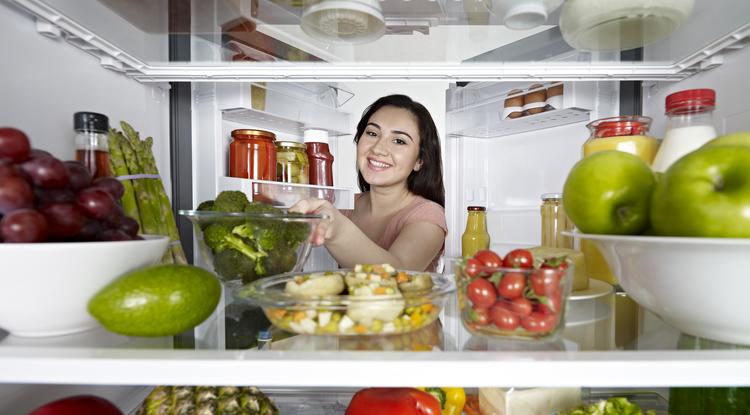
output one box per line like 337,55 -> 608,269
291,95 -> 447,272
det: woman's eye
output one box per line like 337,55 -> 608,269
393,138 -> 407,145
365,130 -> 378,137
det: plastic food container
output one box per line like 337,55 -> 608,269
235,268 -> 455,336
456,259 -> 573,341
179,210 -> 325,283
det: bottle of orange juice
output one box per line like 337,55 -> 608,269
581,115 -> 658,348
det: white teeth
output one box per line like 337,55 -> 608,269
369,159 -> 390,168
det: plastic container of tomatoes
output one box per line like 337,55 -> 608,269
456,248 -> 573,341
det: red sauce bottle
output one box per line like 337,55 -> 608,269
304,129 -> 334,186
74,112 -> 111,178
228,129 -> 277,181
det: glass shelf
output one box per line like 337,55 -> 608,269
3,275 -> 750,388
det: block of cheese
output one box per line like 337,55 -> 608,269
528,246 -> 589,291
479,387 -> 581,415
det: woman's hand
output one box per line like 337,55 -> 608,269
288,198 -> 340,246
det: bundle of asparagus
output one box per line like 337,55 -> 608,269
108,121 -> 187,264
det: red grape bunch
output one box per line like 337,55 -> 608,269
0,127 -> 139,243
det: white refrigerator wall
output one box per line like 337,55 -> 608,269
446,81 -> 620,259
0,3 -> 171,194
643,46 -> 750,137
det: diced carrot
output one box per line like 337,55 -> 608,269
396,272 -> 409,283
354,324 -> 368,334
420,303 -> 434,313
269,308 -> 287,319
373,286 -> 388,295
293,311 -> 307,322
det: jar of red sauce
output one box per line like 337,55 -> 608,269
228,129 -> 277,181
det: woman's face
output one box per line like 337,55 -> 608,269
357,105 -> 422,189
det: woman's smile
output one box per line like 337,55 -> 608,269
367,157 -> 392,171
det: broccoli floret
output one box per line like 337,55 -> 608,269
213,248 -> 258,282
262,248 -> 298,277
213,191 -> 250,213
197,200 -> 215,211
244,200 -> 282,214
203,223 -> 232,252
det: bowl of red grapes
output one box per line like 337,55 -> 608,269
0,127 -> 168,337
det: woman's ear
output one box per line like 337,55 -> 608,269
413,159 -> 423,172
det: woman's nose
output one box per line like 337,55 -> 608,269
371,136 -> 389,156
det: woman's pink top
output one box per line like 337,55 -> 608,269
341,194 -> 447,272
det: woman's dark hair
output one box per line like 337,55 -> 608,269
354,94 -> 445,207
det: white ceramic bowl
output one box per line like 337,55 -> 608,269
0,235 -> 169,337
569,232 -> 750,345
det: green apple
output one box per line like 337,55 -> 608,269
651,145 -> 750,237
702,131 -> 750,149
563,150 -> 655,235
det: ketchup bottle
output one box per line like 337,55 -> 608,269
304,129 -> 335,202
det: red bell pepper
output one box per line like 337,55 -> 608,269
346,387 -> 442,415
29,395 -> 123,415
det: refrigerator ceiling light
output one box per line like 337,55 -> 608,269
559,0 -> 695,52
491,0 -> 564,30
300,0 -> 386,44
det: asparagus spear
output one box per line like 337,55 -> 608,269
107,129 -> 142,229
120,121 -> 185,264
116,129 -> 169,263
139,135 -> 187,264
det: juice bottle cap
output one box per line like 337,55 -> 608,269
467,206 -> 486,211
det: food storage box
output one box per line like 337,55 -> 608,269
456,258 -> 573,341
234,266 -> 455,336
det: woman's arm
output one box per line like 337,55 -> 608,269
290,198 -> 444,270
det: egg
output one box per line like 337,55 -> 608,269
523,83 -> 547,115
503,89 -> 524,119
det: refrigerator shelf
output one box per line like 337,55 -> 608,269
3,284 -> 750,388
222,107 -> 351,138
448,107 -> 591,139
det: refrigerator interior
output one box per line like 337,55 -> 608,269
2,0 -> 750,413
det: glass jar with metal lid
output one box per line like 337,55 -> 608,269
229,129 -> 277,181
276,140 -> 309,184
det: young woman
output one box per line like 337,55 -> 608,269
291,94 -> 446,272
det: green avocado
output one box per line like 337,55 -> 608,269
88,264 -> 221,337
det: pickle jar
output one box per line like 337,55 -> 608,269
276,140 -> 309,184
229,129 -> 277,181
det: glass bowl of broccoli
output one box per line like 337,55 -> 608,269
180,191 -> 327,284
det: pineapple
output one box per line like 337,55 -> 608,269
136,386 -> 280,415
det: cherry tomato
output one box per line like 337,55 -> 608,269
538,291 -> 562,315
463,257 -> 482,278
530,268 -> 559,296
503,248 -> 534,269
510,297 -> 533,317
521,312 -> 557,333
466,278 -> 496,309
491,303 -> 520,330
497,272 -> 526,300
473,249 -> 503,268
470,307 -> 491,326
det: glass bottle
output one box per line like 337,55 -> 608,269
228,129 -> 277,181
461,206 -> 490,258
582,115 -> 659,163
540,193 -> 574,249
651,88 -> 717,173
304,129 -> 334,187
74,111 -> 111,178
